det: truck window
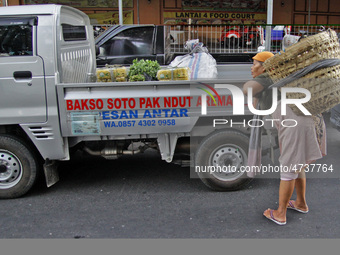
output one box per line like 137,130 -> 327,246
98,27 -> 154,57
0,23 -> 33,56
62,24 -> 87,41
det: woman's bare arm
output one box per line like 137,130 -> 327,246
242,80 -> 265,97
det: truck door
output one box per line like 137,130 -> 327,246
0,17 -> 46,124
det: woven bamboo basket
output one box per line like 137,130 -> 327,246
263,29 -> 340,115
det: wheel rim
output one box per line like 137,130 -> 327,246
208,144 -> 247,181
0,150 -> 23,189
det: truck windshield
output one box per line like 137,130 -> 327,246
0,18 -> 33,56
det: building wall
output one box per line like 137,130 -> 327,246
4,0 -> 340,25
138,0 -> 161,24
293,0 -> 340,24
273,0 -> 294,24
6,0 -> 20,5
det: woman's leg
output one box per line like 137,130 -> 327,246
264,179 -> 296,222
291,171 -> 309,211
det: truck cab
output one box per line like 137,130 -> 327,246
0,4 -> 96,198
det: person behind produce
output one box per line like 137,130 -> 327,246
242,51 -> 327,226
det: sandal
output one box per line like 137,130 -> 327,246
264,209 -> 286,226
287,200 -> 309,213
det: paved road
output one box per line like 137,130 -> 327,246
0,114 -> 339,239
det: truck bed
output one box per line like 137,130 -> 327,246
57,64 -> 253,138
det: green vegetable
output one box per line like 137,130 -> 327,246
128,59 -> 160,81
129,74 -> 145,82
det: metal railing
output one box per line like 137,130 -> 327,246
169,24 -> 340,54
93,24 -> 340,55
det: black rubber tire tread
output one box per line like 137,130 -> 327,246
195,129 -> 253,191
0,135 -> 38,199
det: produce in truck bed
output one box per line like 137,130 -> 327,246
115,77 -> 128,82
173,67 -> 190,80
96,66 -> 128,82
129,74 -> 145,81
157,68 -> 172,81
113,66 -> 127,82
156,67 -> 190,81
96,68 -> 112,82
128,59 -> 160,81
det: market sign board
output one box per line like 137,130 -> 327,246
164,11 -> 267,25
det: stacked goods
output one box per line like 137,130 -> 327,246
173,67 -> 190,80
96,68 -> 113,82
96,65 -> 127,82
263,29 -> 340,115
96,59 -> 160,82
156,67 -> 190,81
157,68 -> 172,81
112,66 -> 127,82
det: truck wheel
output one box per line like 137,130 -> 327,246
0,135 -> 38,199
194,130 -> 252,191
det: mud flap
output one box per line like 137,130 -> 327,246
157,133 -> 178,163
43,159 -> 59,187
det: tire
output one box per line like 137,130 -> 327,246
194,130 -> 252,191
0,135 -> 38,199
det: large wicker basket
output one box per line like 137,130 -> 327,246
263,29 -> 340,115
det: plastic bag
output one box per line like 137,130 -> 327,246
281,34 -> 300,51
157,67 -> 191,81
96,68 -> 113,82
96,65 -> 128,82
169,39 -> 217,79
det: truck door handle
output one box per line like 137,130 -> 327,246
13,71 -> 32,80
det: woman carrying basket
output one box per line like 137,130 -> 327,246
243,51 -> 327,226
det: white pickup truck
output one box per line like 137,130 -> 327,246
0,4 -> 261,199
